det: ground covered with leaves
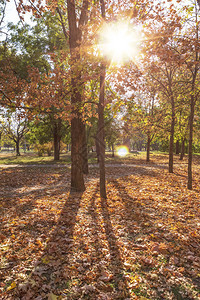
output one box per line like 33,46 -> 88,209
0,154 -> 200,299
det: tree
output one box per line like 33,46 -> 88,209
185,1 -> 200,189
64,0 -> 90,191
2,110 -> 29,156
173,1 -> 200,189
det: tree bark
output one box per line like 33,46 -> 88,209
96,134 -> 100,162
15,139 -> 20,156
180,138 -> 185,160
67,0 -> 87,192
169,99 -> 175,173
97,64 -> 107,198
175,140 -> 180,155
187,97 -> 195,190
146,134 -> 151,162
53,119 -> 61,161
82,124 -> 89,174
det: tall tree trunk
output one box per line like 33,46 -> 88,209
97,0 -> 106,199
98,64 -> 106,198
180,138 -> 185,160
175,140 -> 180,155
15,139 -> 20,156
67,0 -> 87,192
188,97 -> 195,190
53,119 -> 61,161
82,125 -> 89,174
71,117 -> 85,192
96,134 -> 100,163
187,3 -> 199,189
146,134 -> 151,162
169,100 -> 175,173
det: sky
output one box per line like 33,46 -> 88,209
0,0 -> 32,40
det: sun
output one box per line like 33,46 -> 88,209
99,22 -> 140,64
116,145 -> 129,157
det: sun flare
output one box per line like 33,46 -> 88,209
116,146 -> 129,157
99,22 -> 140,64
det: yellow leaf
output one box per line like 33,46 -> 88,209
41,256 -> 50,264
36,240 -> 43,248
48,292 -> 58,300
7,282 -> 16,291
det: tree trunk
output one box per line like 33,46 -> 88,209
16,139 -> 20,156
96,135 -> 100,163
97,64 -> 106,199
175,140 -> 180,155
53,119 -> 61,161
82,124 -> 89,174
71,117 -> 85,192
67,0 -> 86,192
146,134 -> 151,162
188,97 -> 195,190
180,138 -> 185,160
169,100 -> 175,173
112,143 -> 114,157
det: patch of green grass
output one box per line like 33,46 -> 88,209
0,151 -> 145,166
0,152 -> 71,165
0,150 -> 174,166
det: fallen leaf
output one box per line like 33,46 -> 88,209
7,281 -> 16,291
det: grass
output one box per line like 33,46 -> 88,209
0,150 -> 146,166
0,150 -> 199,167
0,151 -> 70,165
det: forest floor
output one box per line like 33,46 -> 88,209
0,153 -> 200,300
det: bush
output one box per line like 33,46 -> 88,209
60,141 -> 67,153
34,142 -> 53,156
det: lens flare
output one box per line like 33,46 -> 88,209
99,21 -> 140,64
116,146 -> 129,157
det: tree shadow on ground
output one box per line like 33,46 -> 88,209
13,191 -> 83,299
0,167 -> 71,246
88,186 -> 130,298
112,177 -> 200,299
3,164 -> 199,299
9,181 -> 131,299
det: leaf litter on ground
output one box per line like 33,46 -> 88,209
0,155 -> 200,299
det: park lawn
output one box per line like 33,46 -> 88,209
0,152 -> 145,165
0,152 -> 71,165
0,151 -> 145,165
0,154 -> 199,299
0,150 -> 176,166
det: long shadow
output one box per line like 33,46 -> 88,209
0,173 -> 70,248
88,186 -> 105,274
100,195 -> 131,298
88,187 -> 130,297
0,166 -> 70,219
111,178 -> 154,237
0,166 -> 68,191
112,177 -> 200,299
14,191 -> 83,299
6,179 -> 132,299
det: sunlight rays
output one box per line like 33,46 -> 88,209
98,21 -> 140,65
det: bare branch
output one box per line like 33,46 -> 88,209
56,7 -> 69,41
